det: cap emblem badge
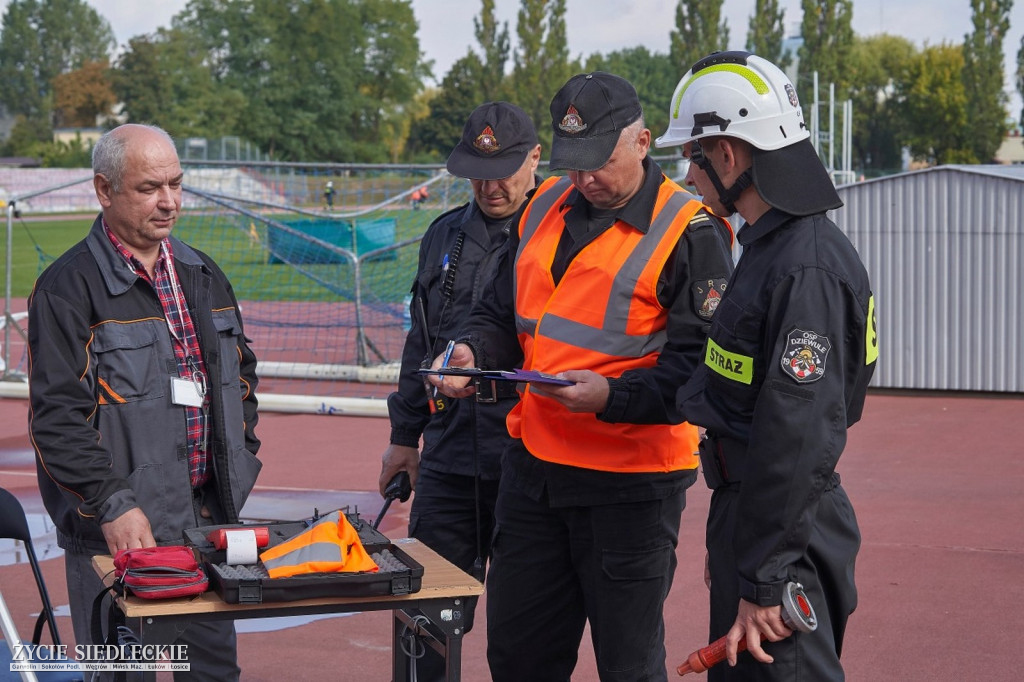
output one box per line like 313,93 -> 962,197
474,126 -> 501,154
558,105 -> 588,134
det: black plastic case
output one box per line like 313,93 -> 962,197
183,513 -> 423,604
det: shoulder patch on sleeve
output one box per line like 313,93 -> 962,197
780,328 -> 831,383
693,278 -> 728,320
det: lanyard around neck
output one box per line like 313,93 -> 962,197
160,241 -> 189,346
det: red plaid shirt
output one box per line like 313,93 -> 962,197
105,223 -> 210,488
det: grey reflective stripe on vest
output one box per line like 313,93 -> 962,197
260,541 -> 344,572
514,178 -> 573,336
517,177 -> 573,247
523,184 -> 699,357
538,314 -> 669,357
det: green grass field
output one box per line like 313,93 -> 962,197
1,215 -> 90,297
1,209 -> 430,304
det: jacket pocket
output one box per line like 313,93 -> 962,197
227,446 -> 262,515
127,458 -> 194,544
713,296 -> 762,342
211,308 -> 243,386
602,543 -> 674,582
92,320 -> 166,402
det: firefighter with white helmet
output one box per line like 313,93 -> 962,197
657,51 -> 841,218
657,52 -> 878,681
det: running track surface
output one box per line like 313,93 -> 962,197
1,390 -> 1021,681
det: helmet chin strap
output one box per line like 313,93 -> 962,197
690,139 -> 752,215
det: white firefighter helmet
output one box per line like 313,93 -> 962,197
656,51 -> 808,152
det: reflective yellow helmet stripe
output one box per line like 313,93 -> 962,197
672,64 -> 771,119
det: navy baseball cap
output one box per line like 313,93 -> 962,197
446,102 -> 539,180
548,72 -> 643,171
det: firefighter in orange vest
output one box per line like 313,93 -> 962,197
431,73 -> 734,682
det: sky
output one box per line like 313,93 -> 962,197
5,0 -> 1024,112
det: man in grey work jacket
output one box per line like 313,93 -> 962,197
657,52 -> 878,681
28,124 -> 261,681
378,101 -> 541,680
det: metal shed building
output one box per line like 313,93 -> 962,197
836,165 -> 1024,393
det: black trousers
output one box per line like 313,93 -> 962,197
407,467 -> 499,681
485,477 -> 686,682
706,482 -> 860,682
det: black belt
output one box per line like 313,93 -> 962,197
474,378 -> 520,403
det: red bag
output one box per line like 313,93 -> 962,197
113,546 -> 209,599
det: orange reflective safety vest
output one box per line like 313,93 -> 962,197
259,511 -> 378,579
508,175 -> 703,473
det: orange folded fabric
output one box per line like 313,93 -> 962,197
259,511 -> 379,579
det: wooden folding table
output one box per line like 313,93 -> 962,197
93,538 -> 482,681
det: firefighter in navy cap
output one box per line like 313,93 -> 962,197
379,101 -> 541,681
431,72 -> 734,682
656,51 -> 878,681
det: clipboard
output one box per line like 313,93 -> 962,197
416,367 -> 575,386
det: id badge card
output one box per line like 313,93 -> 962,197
170,376 -> 204,407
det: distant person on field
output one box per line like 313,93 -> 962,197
324,179 -> 335,210
378,101 -> 541,681
28,123 -> 262,681
411,185 -> 430,209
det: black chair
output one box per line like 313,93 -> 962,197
0,487 -> 81,681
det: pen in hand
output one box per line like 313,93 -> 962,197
434,339 -> 456,396
441,339 -> 456,368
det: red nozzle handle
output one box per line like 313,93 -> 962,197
677,582 -> 816,676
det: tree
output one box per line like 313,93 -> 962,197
112,28 -> 245,140
509,0 -> 575,155
669,0 -> 729,77
584,47 -> 676,143
357,0 -> 433,161
962,0 -> 1011,162
847,35 -> 916,175
0,114 -> 90,165
1017,35 -> 1024,130
0,0 -> 46,120
51,59 -> 116,128
473,0 -> 511,102
797,0 -> 854,97
36,132 -> 93,167
174,0 -> 356,160
1,115 -> 52,156
746,0 -> 791,73
409,0 -> 514,162
406,53 -> 486,160
0,0 -> 114,120
898,44 -> 974,165
173,0 -> 425,162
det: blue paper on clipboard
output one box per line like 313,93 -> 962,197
416,367 -> 575,386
